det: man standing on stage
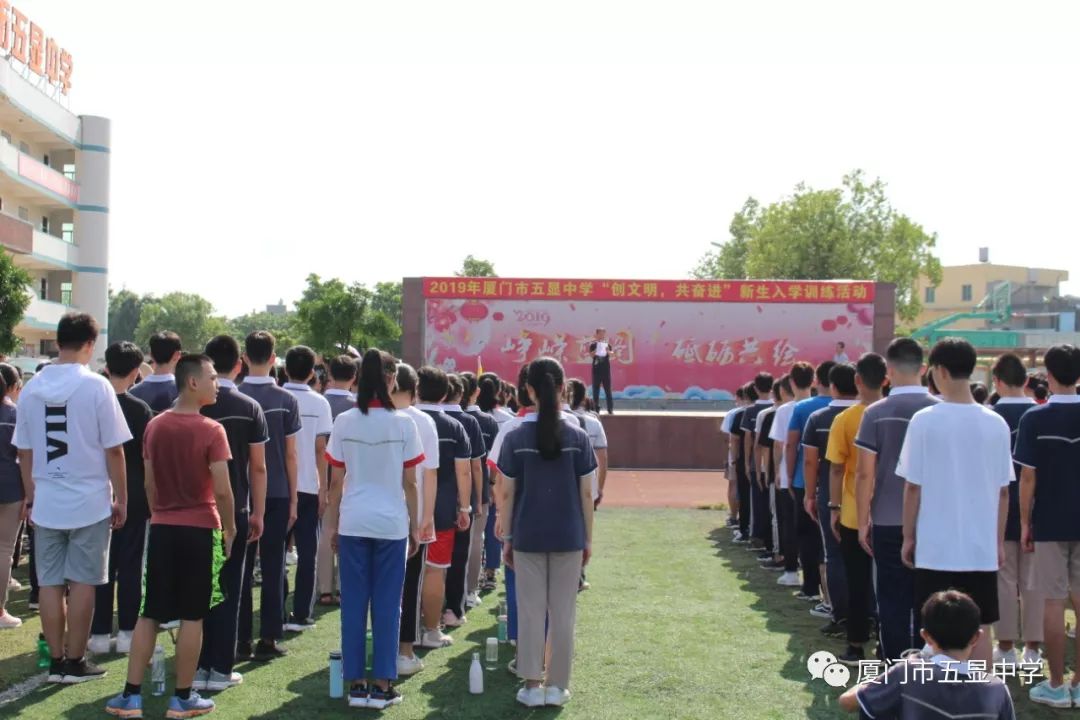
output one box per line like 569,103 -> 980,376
589,328 -> 616,415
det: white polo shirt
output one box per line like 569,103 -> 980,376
401,405 -> 441,529
326,401 -> 424,540
768,401 -> 797,489
284,383 -> 334,495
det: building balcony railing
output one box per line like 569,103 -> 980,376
23,289 -> 71,330
0,136 -> 79,205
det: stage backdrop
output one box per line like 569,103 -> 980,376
404,278 -> 894,401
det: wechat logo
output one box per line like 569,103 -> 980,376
808,651 -> 851,688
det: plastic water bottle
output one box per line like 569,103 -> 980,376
151,645 -> 166,696
485,637 -> 499,671
36,633 -> 49,669
469,652 -> 484,694
328,651 -> 344,699
497,614 -> 508,643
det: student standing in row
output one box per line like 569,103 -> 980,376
729,387 -> 752,543
768,377 -> 799,587
0,364 -> 22,629
89,343 -> 154,655
282,346 -> 333,633
442,376 -> 484,627
16,313 -> 131,684
106,354 -> 236,720
855,338 -> 938,660
318,355 -> 357,605
478,373 -> 508,591
391,363 -> 439,676
238,332 -> 301,662
499,357 -> 596,708
826,352 -> 886,666
722,388 -> 747,532
195,335 -> 269,692
130,331 -> 181,414
742,373 -> 775,555
326,350 -> 423,710
988,353 -> 1042,669
1016,344 -> 1080,708
898,338 -> 1012,668
460,372 -> 498,607
754,381 -> 780,569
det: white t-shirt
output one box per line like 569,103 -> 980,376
492,407 -> 516,425
566,406 -> 607,500
401,405 -> 440,528
594,340 -> 610,357
284,383 -> 334,495
15,364 -> 133,530
327,405 -> 424,540
769,401 -> 797,489
895,402 -> 1013,572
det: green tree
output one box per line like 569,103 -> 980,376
371,281 -> 403,355
693,171 -> 942,322
228,310 -> 299,351
456,255 -> 497,278
135,292 -> 229,352
107,288 -> 147,344
0,250 -> 32,355
294,274 -> 400,357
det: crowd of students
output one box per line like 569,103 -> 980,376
0,312 -> 607,717
723,335 -> 1080,713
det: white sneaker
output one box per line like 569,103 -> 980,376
415,629 -> 453,649
161,620 -> 180,631
545,686 -> 571,706
1069,624 -> 1076,640
777,572 -> 801,587
993,648 -> 1018,668
286,550 -> 298,566
1022,648 -> 1043,666
115,630 -> 133,654
206,669 -> 243,691
7,576 -> 22,591
397,654 -> 424,676
193,668 -> 211,691
0,611 -> 22,629
284,622 -> 316,633
88,634 -> 112,655
466,592 -> 482,609
442,610 -> 465,628
516,687 -> 545,708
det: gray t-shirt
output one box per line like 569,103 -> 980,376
854,387 -> 939,526
239,378 -> 302,500
856,658 -> 1015,720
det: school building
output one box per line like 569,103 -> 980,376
0,10 -> 110,362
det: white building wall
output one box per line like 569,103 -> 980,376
73,115 -> 110,362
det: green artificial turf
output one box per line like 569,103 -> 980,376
0,508 -> 1069,718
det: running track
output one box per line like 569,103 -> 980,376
601,470 -> 726,509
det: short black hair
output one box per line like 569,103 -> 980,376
396,363 -> 419,398
57,312 -> 99,351
245,331 -> 276,365
285,345 -> 317,382
992,353 -> 1027,388
148,331 -> 182,365
855,352 -> 887,390
837,342 -> 845,349
815,360 -> 836,388
417,366 -> 449,403
771,380 -> 782,402
886,337 -> 924,372
971,382 -> 989,405
753,372 -> 774,394
744,382 -> 759,402
446,373 -> 464,402
790,362 -> 814,390
921,590 -> 981,651
329,355 -> 358,382
778,374 -> 793,397
105,341 -> 144,378
1044,345 -> 1080,387
176,353 -> 212,391
734,387 -> 746,400
204,335 -> 241,375
928,337 -> 977,380
1034,385 -> 1049,401
829,363 -> 857,396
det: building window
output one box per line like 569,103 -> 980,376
39,278 -> 46,300
41,217 -> 48,234
962,284 -> 973,302
17,207 -> 28,221
60,282 -> 72,306
63,164 -> 75,181
43,154 -> 49,167
925,287 -> 936,304
18,141 -> 28,154
62,222 -> 74,244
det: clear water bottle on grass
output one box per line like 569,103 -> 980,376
151,645 -> 166,696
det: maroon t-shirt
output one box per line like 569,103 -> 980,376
144,411 -> 231,529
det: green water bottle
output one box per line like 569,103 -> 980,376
37,633 -> 49,669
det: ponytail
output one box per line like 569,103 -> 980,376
459,372 -> 479,410
477,373 -> 500,412
527,357 -> 565,460
357,348 -> 396,414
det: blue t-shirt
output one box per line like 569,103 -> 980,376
497,418 -> 597,553
0,402 -> 20,503
445,408 -> 486,511
728,407 -> 747,463
467,407 -> 499,506
1013,397 -> 1080,542
788,395 -> 831,489
130,376 -> 178,415
421,408 -> 472,531
992,398 -> 1036,542
238,378 -> 302,500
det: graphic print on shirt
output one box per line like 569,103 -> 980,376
45,404 -> 68,463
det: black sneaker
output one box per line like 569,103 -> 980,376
236,641 -> 253,662
839,646 -> 866,667
47,658 -> 66,683
253,640 -> 288,662
62,657 -> 107,684
756,550 -> 773,561
367,684 -> 403,710
820,620 -> 847,638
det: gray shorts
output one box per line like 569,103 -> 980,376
34,518 -> 111,587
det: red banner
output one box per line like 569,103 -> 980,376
422,277 -> 875,303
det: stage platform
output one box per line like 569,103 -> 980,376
600,411 -> 729,470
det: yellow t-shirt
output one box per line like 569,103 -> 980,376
825,403 -> 866,530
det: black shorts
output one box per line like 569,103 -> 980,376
914,568 -> 1000,626
143,524 -> 226,623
